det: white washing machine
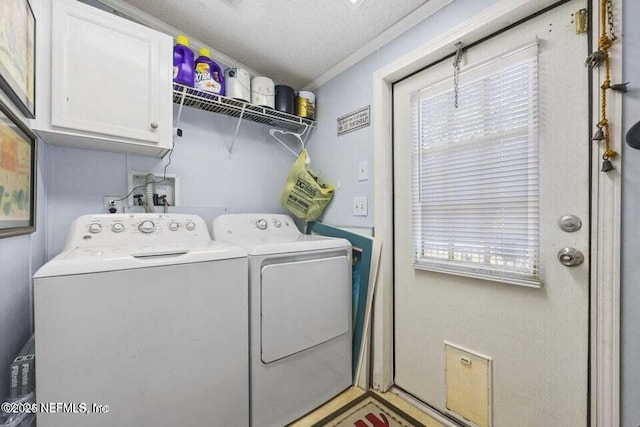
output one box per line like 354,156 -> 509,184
34,214 -> 249,427
212,214 -> 352,427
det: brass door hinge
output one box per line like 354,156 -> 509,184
575,8 -> 589,34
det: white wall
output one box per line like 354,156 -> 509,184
46,105 -> 293,255
0,95 -> 48,399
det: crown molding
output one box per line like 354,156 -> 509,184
301,0 -> 453,91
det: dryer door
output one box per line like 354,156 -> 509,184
261,256 -> 350,363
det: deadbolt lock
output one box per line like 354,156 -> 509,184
558,215 -> 582,232
558,247 -> 585,267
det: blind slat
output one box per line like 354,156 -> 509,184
410,43 -> 540,283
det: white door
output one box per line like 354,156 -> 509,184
50,0 -> 172,146
393,2 -> 589,426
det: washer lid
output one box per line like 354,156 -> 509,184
35,213 -> 246,278
34,241 -> 246,278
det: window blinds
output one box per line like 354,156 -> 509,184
410,43 -> 540,286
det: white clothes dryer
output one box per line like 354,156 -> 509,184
212,213 -> 352,427
34,214 -> 249,427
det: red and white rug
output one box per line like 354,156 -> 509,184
311,392 -> 425,427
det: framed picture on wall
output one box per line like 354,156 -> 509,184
0,0 -> 36,118
0,99 -> 37,238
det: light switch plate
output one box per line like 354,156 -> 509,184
358,161 -> 368,181
352,196 -> 368,216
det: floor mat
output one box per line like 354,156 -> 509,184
311,392 -> 426,427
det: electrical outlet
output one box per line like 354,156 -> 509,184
358,161 -> 368,181
352,196 -> 368,216
103,196 -> 124,214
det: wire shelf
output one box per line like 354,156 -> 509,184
172,83 -> 317,132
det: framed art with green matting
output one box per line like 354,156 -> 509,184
306,222 -> 376,381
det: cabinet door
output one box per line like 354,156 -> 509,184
51,0 -> 172,147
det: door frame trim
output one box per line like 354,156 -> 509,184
371,1 -> 622,425
590,0 -> 622,424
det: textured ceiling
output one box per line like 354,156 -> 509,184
123,0 -> 428,88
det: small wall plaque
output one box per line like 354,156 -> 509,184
337,106 -> 370,136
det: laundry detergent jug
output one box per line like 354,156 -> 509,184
194,48 -> 225,95
173,35 -> 194,87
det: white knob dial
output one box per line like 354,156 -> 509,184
138,220 -> 155,234
111,223 -> 125,233
273,219 -> 281,228
256,219 -> 268,230
88,223 -> 102,234
185,221 -> 196,231
168,222 -> 180,231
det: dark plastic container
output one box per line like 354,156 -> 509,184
275,85 -> 295,114
173,35 -> 194,87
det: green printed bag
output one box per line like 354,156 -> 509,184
280,151 -> 334,221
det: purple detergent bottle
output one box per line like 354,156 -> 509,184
173,35 -> 194,87
194,48 -> 225,96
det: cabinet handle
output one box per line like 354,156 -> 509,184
150,122 -> 159,129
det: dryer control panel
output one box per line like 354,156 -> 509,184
213,213 -> 299,240
64,213 -> 211,250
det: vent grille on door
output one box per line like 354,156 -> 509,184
445,343 -> 492,427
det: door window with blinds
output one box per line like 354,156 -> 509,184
410,43 -> 540,286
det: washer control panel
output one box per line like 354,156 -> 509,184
212,213 -> 299,240
67,214 -> 210,250
111,222 -> 125,233
88,223 -> 102,234
138,220 -> 156,234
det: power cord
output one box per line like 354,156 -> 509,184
110,128 -> 182,204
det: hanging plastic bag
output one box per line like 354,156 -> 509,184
280,151 -> 334,221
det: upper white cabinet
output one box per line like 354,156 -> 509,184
32,0 -> 173,157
